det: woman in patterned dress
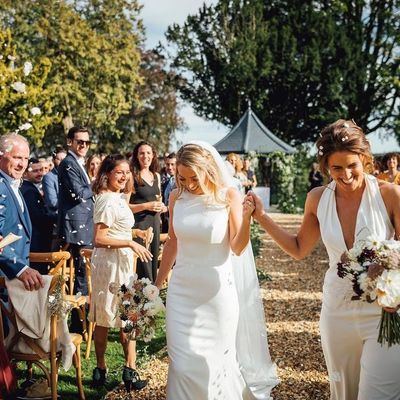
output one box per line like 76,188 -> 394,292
89,155 -> 152,391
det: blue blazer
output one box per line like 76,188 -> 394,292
57,153 -> 94,245
21,180 -> 56,252
42,168 -> 59,213
0,171 -> 32,279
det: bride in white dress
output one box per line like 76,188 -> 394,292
155,141 -> 278,400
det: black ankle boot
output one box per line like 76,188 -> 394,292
92,367 -> 107,387
122,366 -> 148,392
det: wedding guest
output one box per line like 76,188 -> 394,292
234,156 -> 248,195
377,152 -> 400,184
243,157 -> 257,193
0,133 -> 44,290
21,158 -> 57,271
90,154 -> 151,391
58,126 -> 94,332
42,148 -> 67,215
372,158 -> 383,177
307,162 -> 324,192
129,141 -> 167,282
155,141 -> 277,399
85,154 -> 101,182
247,119 -> 400,400
38,157 -> 50,175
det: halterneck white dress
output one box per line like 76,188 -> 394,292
166,190 -> 275,399
317,174 -> 400,400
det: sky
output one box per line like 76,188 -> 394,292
140,0 -> 399,154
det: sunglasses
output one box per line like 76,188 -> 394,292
74,139 -> 92,147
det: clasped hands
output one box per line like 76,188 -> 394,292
149,200 -> 167,213
243,191 -> 265,221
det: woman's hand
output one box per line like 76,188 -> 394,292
242,196 -> 255,220
129,241 -> 153,262
148,201 -> 163,212
245,192 -> 266,221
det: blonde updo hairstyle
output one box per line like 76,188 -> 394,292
176,144 -> 227,204
316,119 -> 373,177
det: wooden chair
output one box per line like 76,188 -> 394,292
32,251 -> 88,342
80,248 -> 94,360
0,276 -> 85,400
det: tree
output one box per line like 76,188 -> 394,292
165,0 -> 400,144
113,50 -> 185,154
0,0 -> 143,146
0,29 -> 59,146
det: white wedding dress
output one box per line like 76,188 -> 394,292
166,189 -> 275,399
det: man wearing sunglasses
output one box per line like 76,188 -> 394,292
58,126 -> 94,333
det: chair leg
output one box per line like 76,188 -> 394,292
50,354 -> 58,400
85,321 -> 95,359
73,343 -> 85,400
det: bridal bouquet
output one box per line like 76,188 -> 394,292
337,237 -> 400,346
109,275 -> 165,342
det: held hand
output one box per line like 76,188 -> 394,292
18,267 -> 45,291
129,241 -> 153,263
242,196 -> 255,220
245,192 -> 266,220
149,201 -> 163,213
161,203 -> 168,213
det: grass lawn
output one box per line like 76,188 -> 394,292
15,314 -> 167,400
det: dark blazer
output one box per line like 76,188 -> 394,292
42,168 -> 59,213
21,180 -> 56,252
57,152 -> 94,245
0,171 -> 32,279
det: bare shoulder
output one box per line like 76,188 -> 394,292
226,187 -> 241,204
379,180 -> 400,203
169,188 -> 179,204
305,185 -> 328,213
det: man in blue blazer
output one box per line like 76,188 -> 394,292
58,126 -> 94,298
42,148 -> 66,215
0,133 -> 44,291
21,158 -> 57,273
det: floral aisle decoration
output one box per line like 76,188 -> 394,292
337,237 -> 400,346
109,274 -> 165,342
47,276 -> 72,318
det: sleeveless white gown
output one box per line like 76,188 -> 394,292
166,190 -> 253,399
317,174 -> 400,400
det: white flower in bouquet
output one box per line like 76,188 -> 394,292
376,270 -> 400,308
143,284 -> 159,301
350,260 -> 364,272
382,240 -> 400,251
141,277 -> 152,285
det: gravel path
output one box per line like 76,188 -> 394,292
105,213 -> 330,399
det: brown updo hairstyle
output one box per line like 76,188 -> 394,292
176,144 -> 227,204
316,119 -> 373,177
130,141 -> 160,186
92,154 -> 132,195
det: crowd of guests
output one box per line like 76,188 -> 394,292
308,152 -> 400,192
